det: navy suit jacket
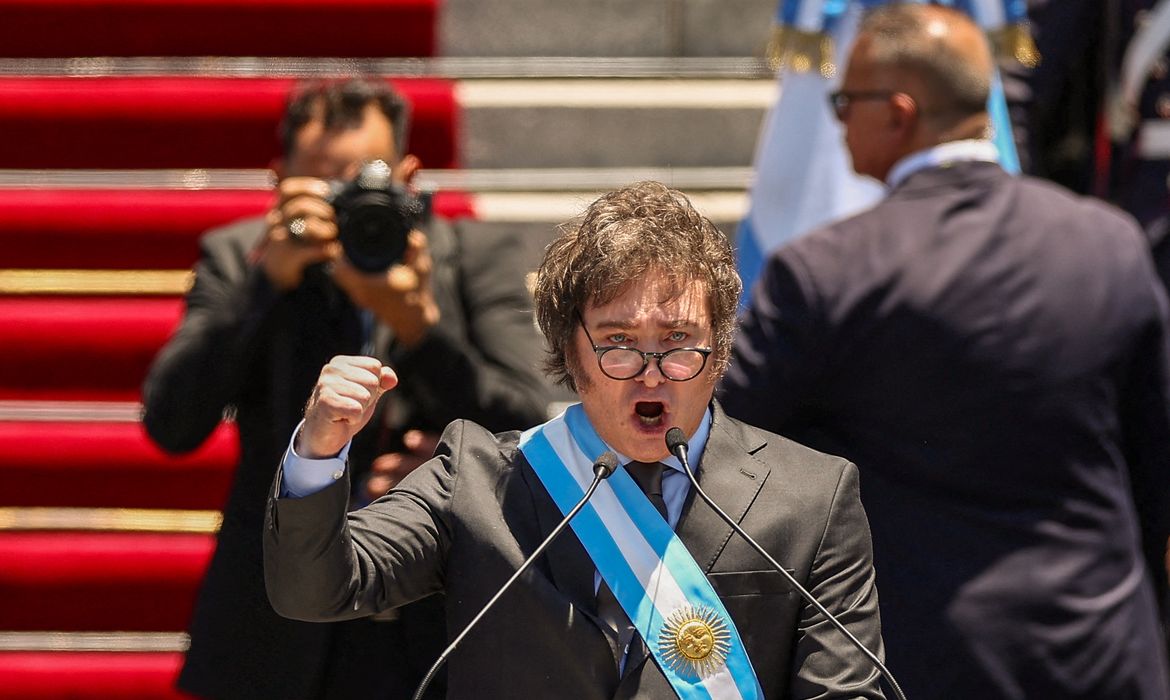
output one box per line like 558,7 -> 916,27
722,161 -> 1170,699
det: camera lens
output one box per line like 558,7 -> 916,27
337,190 -> 411,272
329,161 -> 424,273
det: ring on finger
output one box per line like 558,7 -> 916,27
287,217 -> 308,241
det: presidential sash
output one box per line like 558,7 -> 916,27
519,404 -> 763,700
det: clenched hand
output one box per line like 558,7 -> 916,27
296,356 -> 398,459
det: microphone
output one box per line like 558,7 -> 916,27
664,428 -> 907,700
411,450 -> 621,700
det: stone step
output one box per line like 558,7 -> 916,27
0,56 -> 773,79
0,508 -> 220,534
458,78 -> 775,168
0,632 -> 189,653
440,0 -> 777,58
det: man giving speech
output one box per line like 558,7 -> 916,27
263,181 -> 886,699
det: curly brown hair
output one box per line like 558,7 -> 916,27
534,181 -> 741,391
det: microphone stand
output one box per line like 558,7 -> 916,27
665,428 -> 907,700
411,452 -> 619,700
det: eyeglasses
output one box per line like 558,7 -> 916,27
827,90 -> 895,121
580,319 -> 713,382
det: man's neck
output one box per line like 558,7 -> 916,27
880,113 -> 992,182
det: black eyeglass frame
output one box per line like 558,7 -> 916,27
827,90 -> 896,121
579,318 -> 713,382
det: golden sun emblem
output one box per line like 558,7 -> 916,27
658,605 -> 732,677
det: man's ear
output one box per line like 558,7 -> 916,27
888,92 -> 918,134
395,154 -> 422,184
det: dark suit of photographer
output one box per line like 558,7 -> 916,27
142,79 -> 550,699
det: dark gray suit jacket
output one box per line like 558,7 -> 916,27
264,406 -> 886,699
722,161 -> 1170,699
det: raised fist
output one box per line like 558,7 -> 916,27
296,355 -> 398,459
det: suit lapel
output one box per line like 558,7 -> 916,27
676,404 -> 771,572
518,456 -> 597,610
517,454 -> 624,668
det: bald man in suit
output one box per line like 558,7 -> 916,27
722,6 -> 1170,699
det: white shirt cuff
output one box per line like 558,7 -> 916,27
279,420 -> 353,498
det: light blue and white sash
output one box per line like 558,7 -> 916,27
519,404 -> 762,700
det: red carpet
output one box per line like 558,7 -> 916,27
0,420 -> 236,509
0,0 -> 436,58
0,0 -> 455,695
0,532 -> 214,631
0,297 -> 182,402
0,652 -> 190,699
1,188 -> 476,270
2,189 -> 269,270
0,77 -> 458,169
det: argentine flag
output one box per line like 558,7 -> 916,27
737,0 -> 1033,299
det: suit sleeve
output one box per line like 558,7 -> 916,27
1119,256 -> 1170,604
390,224 -> 550,432
141,231 -> 280,453
720,248 -> 829,434
264,420 -> 463,621
790,461 -> 887,700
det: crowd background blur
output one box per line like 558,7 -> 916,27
1008,0 -> 1167,222
1006,0 -> 1170,292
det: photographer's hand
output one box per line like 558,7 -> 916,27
331,229 -> 440,347
254,177 -> 340,291
364,429 -> 442,499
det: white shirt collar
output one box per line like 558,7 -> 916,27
885,139 -> 1000,189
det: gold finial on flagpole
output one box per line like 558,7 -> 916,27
989,22 -> 1041,68
767,25 -> 836,77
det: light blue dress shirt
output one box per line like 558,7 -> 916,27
280,406 -> 713,522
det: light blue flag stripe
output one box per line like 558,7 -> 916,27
988,70 -> 1020,174
735,217 -> 768,305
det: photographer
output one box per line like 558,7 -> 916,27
142,78 -> 550,699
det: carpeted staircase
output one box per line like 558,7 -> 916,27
0,1 -> 447,697
0,0 -> 776,696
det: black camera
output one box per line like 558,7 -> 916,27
328,160 -> 428,273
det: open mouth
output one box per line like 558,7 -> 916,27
635,401 -> 665,426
